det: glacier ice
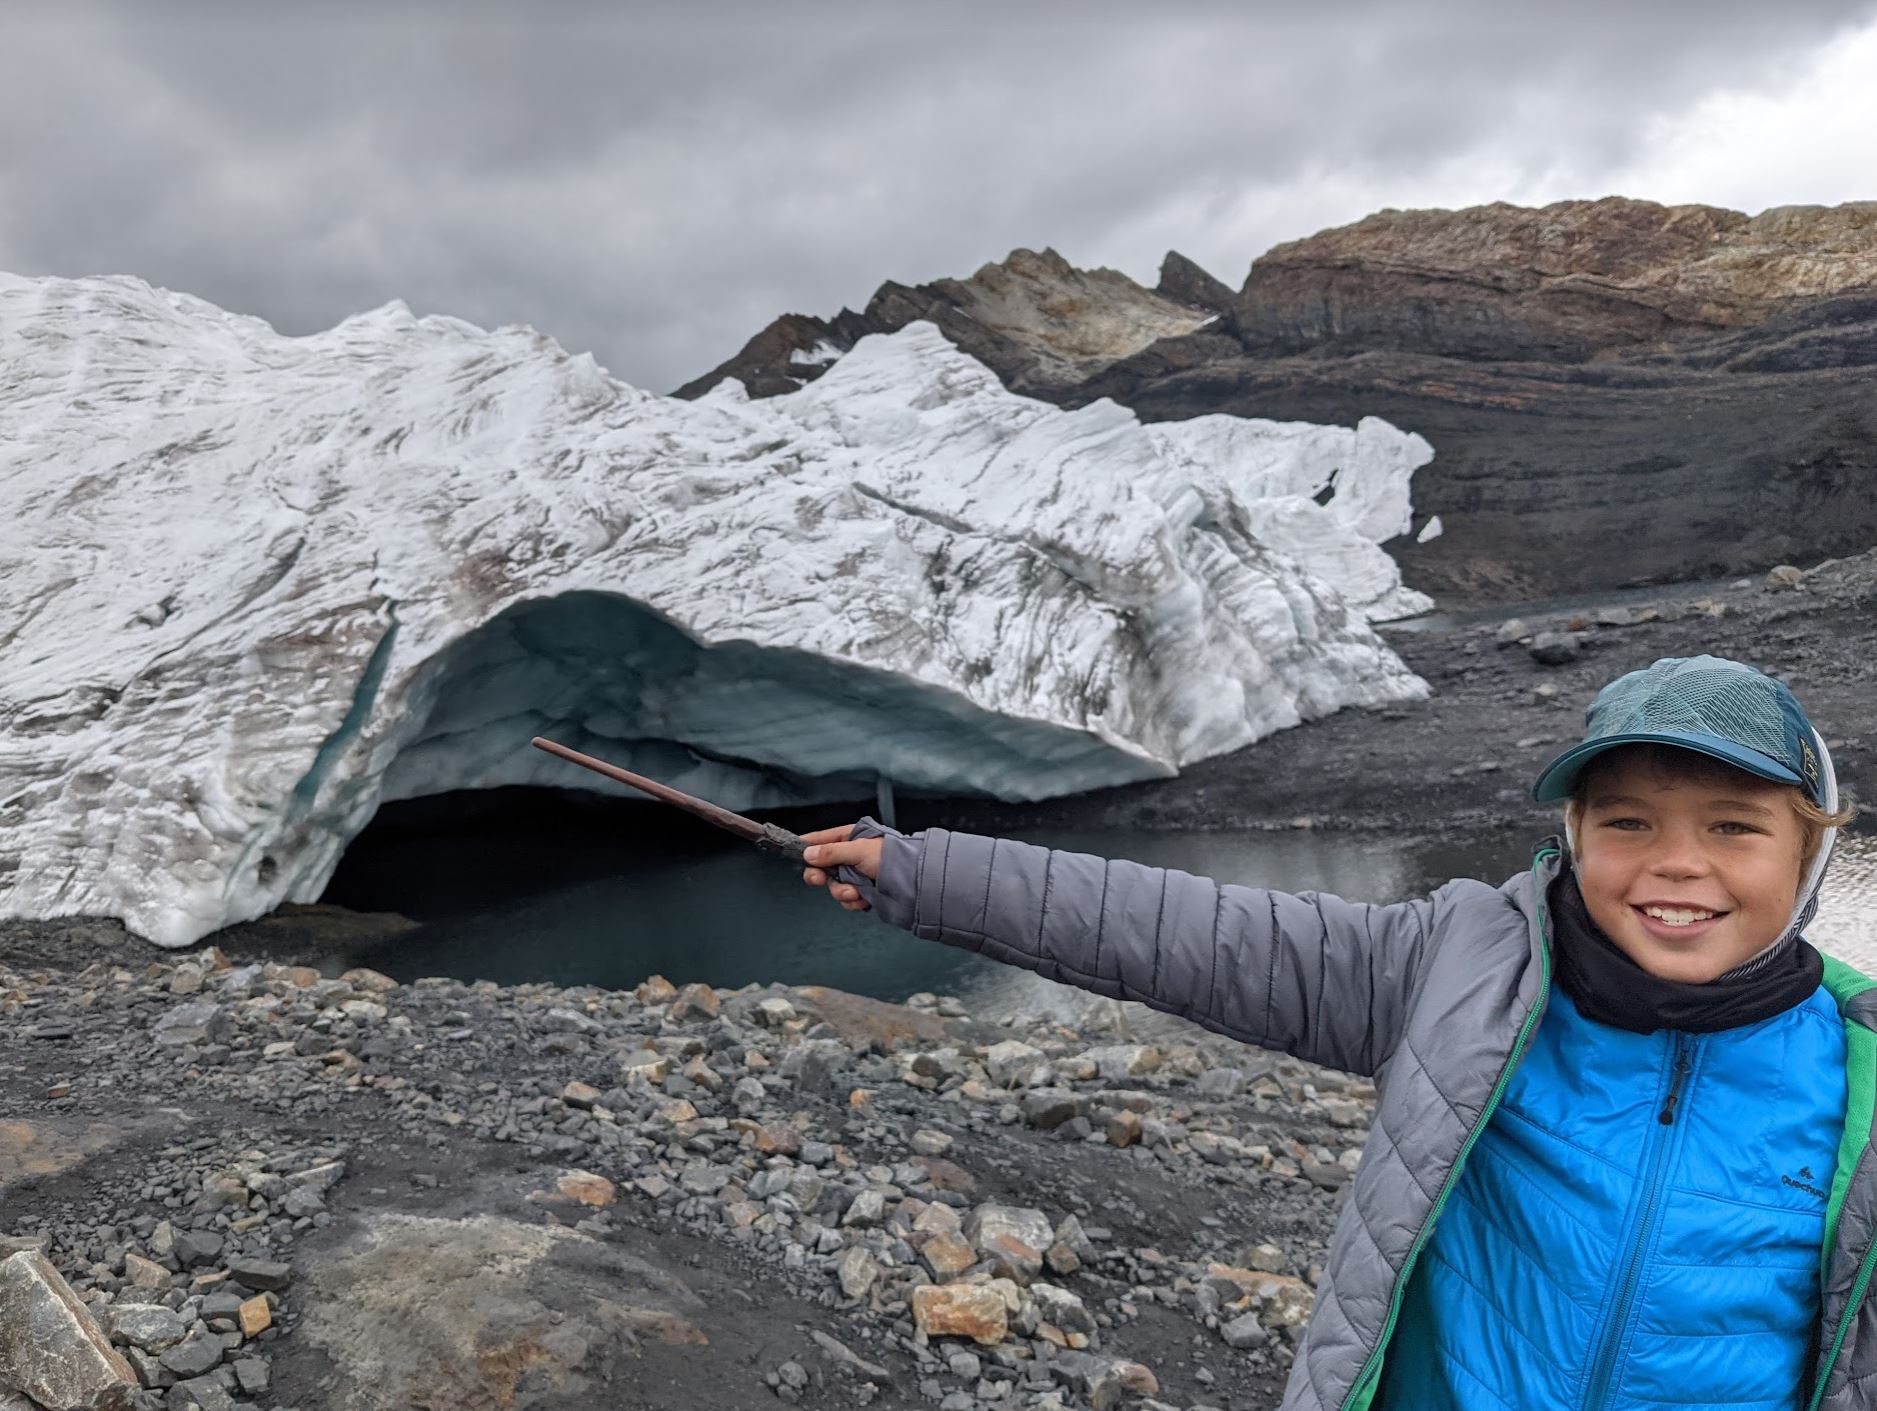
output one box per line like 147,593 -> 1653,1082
0,272 -> 1431,947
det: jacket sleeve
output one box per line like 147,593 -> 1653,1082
837,817 -> 1435,1078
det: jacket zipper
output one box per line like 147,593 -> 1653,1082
1808,1234 -> 1877,1410
1338,848 -> 1557,1411
1580,1032 -> 1698,1411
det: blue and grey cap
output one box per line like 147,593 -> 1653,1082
1531,655 -> 1826,805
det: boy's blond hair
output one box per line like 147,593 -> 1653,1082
1565,742 -> 1857,875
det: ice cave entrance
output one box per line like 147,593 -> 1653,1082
315,593 -> 1518,1007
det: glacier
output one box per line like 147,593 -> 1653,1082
0,272 -> 1432,948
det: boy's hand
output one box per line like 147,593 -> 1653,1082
799,825 -> 883,911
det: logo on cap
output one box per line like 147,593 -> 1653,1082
1802,739 -> 1820,789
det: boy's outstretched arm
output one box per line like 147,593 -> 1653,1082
803,818 -> 1434,1079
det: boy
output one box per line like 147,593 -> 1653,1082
798,655 -> 1871,1410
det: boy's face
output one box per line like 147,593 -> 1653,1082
1572,750 -> 1804,983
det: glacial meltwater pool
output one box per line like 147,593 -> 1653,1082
325,794 -> 1877,1018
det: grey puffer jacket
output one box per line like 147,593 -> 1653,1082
837,819 -> 1877,1411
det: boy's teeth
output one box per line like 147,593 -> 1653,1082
1643,905 -> 1719,926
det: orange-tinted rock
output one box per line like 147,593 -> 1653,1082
552,1171 -> 617,1208
920,1231 -> 978,1282
635,975 -> 678,1005
670,983 -> 720,1020
911,1284 -> 1008,1344
1205,1264 -> 1316,1326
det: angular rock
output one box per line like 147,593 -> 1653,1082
122,1252 -> 170,1290
982,1040 -> 1046,1088
1029,1282 -> 1096,1336
841,1190 -> 887,1228
1221,1311 -> 1269,1348
1045,1350 -> 1127,1410
170,1229 -> 223,1268
560,1081 -> 601,1109
620,1052 -> 669,1083
551,1171 -> 617,1209
230,1357 -> 270,1396
1104,1110 -> 1142,1147
1079,1044 -> 1160,1080
1239,1242 -> 1288,1274
808,1328 -> 891,1384
168,1377 -> 238,1411
157,1336 -> 222,1379
152,1002 -> 226,1047
920,1231 -> 978,1282
224,1257 -> 290,1293
282,1185 -> 326,1218
912,1202 -> 961,1236
1528,630 -> 1581,666
668,982 -> 721,1021
286,1159 -> 346,1194
104,1303 -> 187,1353
837,1247 -> 878,1300
633,976 -> 678,1006
1206,1264 -> 1317,1326
678,1165 -> 732,1197
911,1284 -> 1008,1345
544,1006 -> 603,1034
1194,1067 -> 1243,1099
964,1205 -> 1053,1258
755,997 -> 797,1028
1021,1088 -> 1081,1130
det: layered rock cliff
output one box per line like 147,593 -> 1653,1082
685,199 -> 1877,601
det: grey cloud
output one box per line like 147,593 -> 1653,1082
2,1 -> 1873,390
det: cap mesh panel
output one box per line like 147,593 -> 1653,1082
1594,666 -> 1788,761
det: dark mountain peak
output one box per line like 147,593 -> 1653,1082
1155,250 -> 1235,313
676,246 -> 1212,401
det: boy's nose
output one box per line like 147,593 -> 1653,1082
1647,830 -> 1711,878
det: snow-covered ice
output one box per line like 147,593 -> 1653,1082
0,273 -> 1431,946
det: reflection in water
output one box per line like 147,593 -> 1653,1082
1815,833 -> 1877,973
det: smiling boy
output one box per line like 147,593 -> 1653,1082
800,655 -> 1872,1410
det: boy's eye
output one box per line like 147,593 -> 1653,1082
1714,820 -> 1767,836
1600,817 -> 1647,831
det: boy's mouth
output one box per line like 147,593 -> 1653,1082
1631,902 -> 1730,940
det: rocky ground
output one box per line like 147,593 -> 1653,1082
0,943 -> 1373,1411
5,551 -> 1873,1411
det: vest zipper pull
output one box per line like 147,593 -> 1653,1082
1658,1043 -> 1693,1125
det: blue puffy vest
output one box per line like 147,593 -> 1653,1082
1377,983 -> 1847,1411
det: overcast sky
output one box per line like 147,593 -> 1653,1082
5,3 -> 1876,391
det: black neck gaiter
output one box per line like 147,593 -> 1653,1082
1548,868 -> 1823,1035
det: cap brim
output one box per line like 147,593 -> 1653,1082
1530,732 -> 1805,803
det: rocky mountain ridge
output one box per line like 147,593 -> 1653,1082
685,198 -> 1877,601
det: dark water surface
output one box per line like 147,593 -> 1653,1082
326,788 -> 1539,1015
